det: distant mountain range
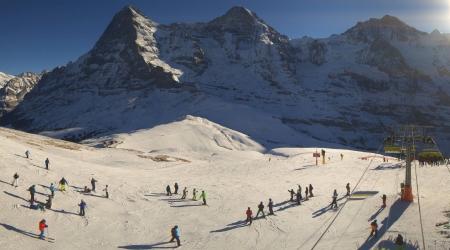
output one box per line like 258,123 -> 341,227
1,5 -> 450,153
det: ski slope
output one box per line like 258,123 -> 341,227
0,118 -> 449,249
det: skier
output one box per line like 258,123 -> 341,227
45,195 -> 52,209
245,207 -> 253,224
330,195 -> 337,208
288,189 -> 295,201
256,201 -> 266,218
83,186 -> 91,194
45,158 -> 49,170
297,185 -> 303,199
346,183 -> 350,196
174,183 -> 179,194
166,185 -> 172,196
38,219 -> 48,239
395,233 -> 404,250
192,188 -> 197,200
91,178 -> 97,192
49,183 -> 56,197
169,225 -> 181,247
103,185 -> 109,198
369,220 -> 378,238
268,198 -> 274,215
381,194 -> 387,207
78,199 -> 87,216
200,190 -> 206,205
305,187 -> 309,200
59,177 -> 68,191
309,184 -> 314,197
296,190 -> 302,205
28,185 -> 36,202
12,172 -> 19,187
181,187 -> 188,199
333,189 -> 338,197
25,150 -> 30,158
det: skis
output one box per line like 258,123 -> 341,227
37,236 -> 54,243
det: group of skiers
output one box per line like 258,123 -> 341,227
166,183 -> 207,205
287,184 -> 314,206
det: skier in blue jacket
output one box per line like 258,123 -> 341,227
78,199 -> 87,216
49,183 -> 56,197
169,225 -> 181,246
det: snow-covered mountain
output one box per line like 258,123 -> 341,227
1,5 -> 450,153
0,72 -> 41,117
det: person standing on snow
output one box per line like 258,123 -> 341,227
309,184 -> 314,197
296,190 -> 302,205
38,219 -> 48,239
256,202 -> 266,218
28,185 -> 36,202
381,194 -> 387,207
45,158 -> 49,170
45,195 -> 53,209
330,195 -> 337,208
192,188 -> 197,200
49,183 -> 56,197
245,207 -> 253,224
25,150 -> 30,158
91,178 -> 97,192
169,225 -> 181,246
59,178 -> 68,191
297,185 -> 303,200
305,187 -> 309,200
333,189 -> 338,197
200,191 -> 206,205
395,233 -> 403,250
346,183 -> 350,196
174,183 -> 179,194
370,220 -> 378,238
12,172 -> 19,187
181,187 -> 188,199
103,185 -> 109,198
166,185 -> 172,196
78,199 -> 87,216
288,189 -> 295,201
268,198 -> 274,215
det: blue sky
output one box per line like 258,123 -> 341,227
0,0 -> 448,75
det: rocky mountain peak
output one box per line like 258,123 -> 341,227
208,6 -> 260,29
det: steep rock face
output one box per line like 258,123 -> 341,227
0,72 -> 15,88
2,6 -> 450,152
0,72 -> 41,117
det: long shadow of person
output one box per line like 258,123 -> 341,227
4,191 -> 28,202
210,219 -> 248,233
118,242 -> 174,249
0,223 -> 41,239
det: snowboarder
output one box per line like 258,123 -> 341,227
91,178 -> 97,192
59,177 -> 68,191
256,202 -> 266,218
12,172 -> 19,187
309,184 -> 314,197
346,183 -> 350,196
25,150 -> 30,158
45,195 -> 52,209
169,225 -> 181,246
245,207 -> 253,224
45,158 -> 49,170
78,199 -> 87,216
49,183 -> 55,197
174,183 -> 179,194
305,187 -> 309,200
370,220 -> 378,238
181,187 -> 188,199
192,188 -> 197,200
84,186 -> 91,194
288,189 -> 295,201
38,219 -> 48,239
330,195 -> 337,208
381,194 -> 387,207
166,185 -> 172,196
103,185 -> 109,198
296,190 -> 302,205
333,189 -> 338,197
268,198 -> 274,215
200,190 -> 206,205
28,185 -> 36,202
395,233 -> 403,250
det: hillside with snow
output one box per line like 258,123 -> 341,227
1,119 -> 450,249
1,5 -> 450,155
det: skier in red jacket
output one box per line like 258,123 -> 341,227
245,207 -> 253,225
38,219 -> 48,239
